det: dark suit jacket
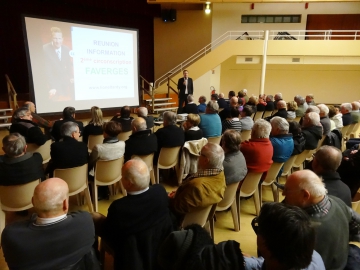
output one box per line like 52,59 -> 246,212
43,43 -> 73,96
111,116 -> 134,132
177,77 -> 194,97
218,98 -> 228,109
155,125 -> 185,163
51,117 -> 84,142
322,171 -> 352,207
265,101 -> 275,111
10,119 -> 48,146
342,113 -> 352,126
140,116 -> 154,129
47,136 -> 89,176
266,108 -> 287,121
182,103 -> 199,114
124,130 -> 158,162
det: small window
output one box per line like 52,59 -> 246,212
266,16 -> 274,23
242,15 -> 301,24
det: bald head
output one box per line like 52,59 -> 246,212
131,117 -> 147,133
219,93 -> 225,98
121,159 -> 150,191
24,101 -> 35,113
32,178 -> 69,218
277,100 -> 286,109
312,145 -> 342,174
230,96 -> 238,106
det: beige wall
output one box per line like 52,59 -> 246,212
153,10 -> 212,80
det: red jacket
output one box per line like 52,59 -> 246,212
240,138 -> 273,173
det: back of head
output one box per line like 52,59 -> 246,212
187,94 -> 194,103
120,106 -> 131,118
211,94 -> 218,101
219,93 -> 225,99
242,105 -> 253,116
341,103 -> 352,113
289,170 -> 327,199
121,159 -> 150,190
230,106 -> 240,118
132,117 -> 147,132
351,101 -> 360,111
277,100 -> 286,109
314,145 -> 342,172
206,101 -> 219,114
63,107 -> 75,119
14,107 -> 30,119
305,112 -> 320,126
317,104 -> 329,116
270,116 -> 289,134
266,95 -> 274,102
230,96 -> 238,106
103,121 -> 122,137
275,93 -> 282,100
2,133 -> 26,157
90,106 -> 103,126
201,143 -> 225,169
24,101 -> 35,113
306,105 -> 320,114
33,178 -> 69,217
228,91 -> 235,98
248,96 -> 258,105
328,105 -> 336,118
163,111 -> 177,125
222,129 -> 241,153
187,114 -> 200,127
61,121 -> 78,137
257,202 -> 315,269
137,107 -> 148,117
252,119 -> 271,139
199,95 -> 206,103
287,101 -> 298,111
294,95 -> 305,105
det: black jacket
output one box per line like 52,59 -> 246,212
321,171 -> 352,207
124,129 -> 158,162
302,125 -> 323,150
51,117 -> 84,142
183,103 -> 199,114
10,119 -> 47,146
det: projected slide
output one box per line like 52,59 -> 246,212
24,17 -> 139,114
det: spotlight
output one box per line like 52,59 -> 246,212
205,2 -> 211,14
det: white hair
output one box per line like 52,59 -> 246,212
61,121 -> 78,137
306,112 -> 320,126
275,93 -> 282,100
122,159 -> 150,190
277,100 -> 287,109
294,95 -> 305,105
187,95 -> 194,102
252,119 -> 271,139
306,105 -> 320,114
352,101 -> 360,110
298,171 -> 327,197
270,116 -> 289,134
341,103 -> 352,112
137,107 -> 148,117
201,143 -> 224,170
317,104 -> 329,115
163,111 -> 177,125
242,89 -> 248,94
206,101 -> 219,113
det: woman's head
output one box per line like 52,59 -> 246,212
90,106 -> 103,126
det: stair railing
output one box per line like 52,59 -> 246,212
5,74 -> 18,110
140,75 -> 155,112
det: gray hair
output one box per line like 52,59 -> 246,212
219,93 -> 225,98
341,103 -> 352,113
201,143 -> 224,169
206,101 -> 219,113
242,89 -> 248,94
132,117 -> 147,131
266,95 -> 274,102
163,111 -> 177,125
14,107 -> 30,119
294,95 -> 305,105
137,107 -> 148,117
252,119 -> 272,139
61,121 -> 79,137
2,133 -> 26,157
187,95 -> 194,102
122,159 -> 150,190
270,116 -> 289,134
275,93 -> 283,100
306,112 -> 320,126
298,170 -> 327,197
317,104 -> 329,115
352,101 -> 360,111
306,105 -> 320,114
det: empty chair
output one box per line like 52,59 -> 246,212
316,135 -> 327,151
26,139 -> 52,164
262,111 -> 273,118
207,136 -> 221,145
87,134 -> 104,153
117,130 -> 132,142
54,164 -> 93,212
350,122 -> 360,139
281,155 -> 297,179
241,129 -> 251,141
253,111 -> 263,121
260,162 -> 284,203
237,172 -> 263,229
132,153 -> 155,185
156,146 -> 181,184
91,157 -> 126,212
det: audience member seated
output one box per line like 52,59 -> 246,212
222,130 -> 247,185
169,143 -> 226,218
306,105 -> 320,114
51,106 -> 84,142
241,119 -> 273,174
256,94 -> 267,112
329,105 -> 343,129
265,100 -> 287,121
239,105 -> 254,131
24,101 -> 53,130
244,202 -> 325,270
198,101 -> 222,138
124,117 -> 157,162
155,111 -> 185,162
227,90 -> 236,106
237,90 -> 246,105
137,107 -> 154,130
91,159 -> 173,269
246,96 -> 258,114
89,121 -> 125,174
237,98 -> 244,112
0,133 -> 44,186
265,95 -> 275,111
273,93 -> 283,108
301,112 -> 323,150
294,95 -> 308,117
341,103 -> 353,126
82,106 -> 104,146
46,122 -> 88,177
219,96 -> 238,121
222,106 -> 242,133
10,106 -> 47,146
211,93 -> 219,102
2,178 -> 98,270
286,101 -> 297,120
159,224 -> 245,270
312,146 -> 351,207
197,95 -> 207,113
270,117 -> 294,163
283,170 -> 360,270
241,89 -> 249,103
183,113 -> 203,142
289,121 -> 305,156
217,93 -> 228,109
111,105 -> 134,132
317,104 -> 331,135
182,94 -> 199,114
306,94 -> 316,105
351,101 -> 360,123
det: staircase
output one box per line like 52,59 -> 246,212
144,97 -> 177,114
0,108 -> 13,129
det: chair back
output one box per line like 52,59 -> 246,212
316,135 -> 326,151
207,136 -> 221,145
350,122 -> 360,138
262,162 -> 284,186
54,164 -> 88,196
352,190 -> 360,211
346,123 -> 356,137
0,179 -> 40,211
281,155 -> 297,177
293,150 -> 313,168
272,110 -> 278,115
158,146 -> 181,168
294,116 -> 301,123
26,139 -> 52,163
117,131 -> 132,142
253,111 -> 263,121
217,182 -> 240,210
262,111 -> 272,118
182,204 -> 216,228
88,134 -> 104,152
132,153 -> 154,171
240,172 -> 263,197
241,129 -> 251,141
341,125 -> 350,138
94,157 -> 124,185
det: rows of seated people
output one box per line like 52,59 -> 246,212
1,92 -> 360,269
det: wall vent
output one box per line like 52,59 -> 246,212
245,57 -> 253,62
292,58 -> 301,62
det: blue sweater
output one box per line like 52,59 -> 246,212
270,134 -> 294,163
199,114 -> 222,138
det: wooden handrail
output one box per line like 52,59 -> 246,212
5,74 -> 18,110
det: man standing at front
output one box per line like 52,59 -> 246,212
177,70 -> 194,113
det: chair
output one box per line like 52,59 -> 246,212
207,136 -> 222,145
0,179 -> 40,243
352,189 -> 360,212
237,172 -> 263,229
345,123 -> 356,139
271,110 -> 278,116
132,153 -> 155,185
241,129 -> 251,141
262,111 -> 273,118
292,150 -> 313,171
250,113 -> 255,119
350,122 -> 360,139
281,155 -> 297,179
91,157 -> 126,212
214,182 -> 241,232
117,130 -> 132,142
260,162 -> 284,203
156,146 -> 181,184
316,135 -> 326,151
87,134 -> 104,153
26,139 -> 52,164
54,164 -> 94,212
253,111 -> 263,121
